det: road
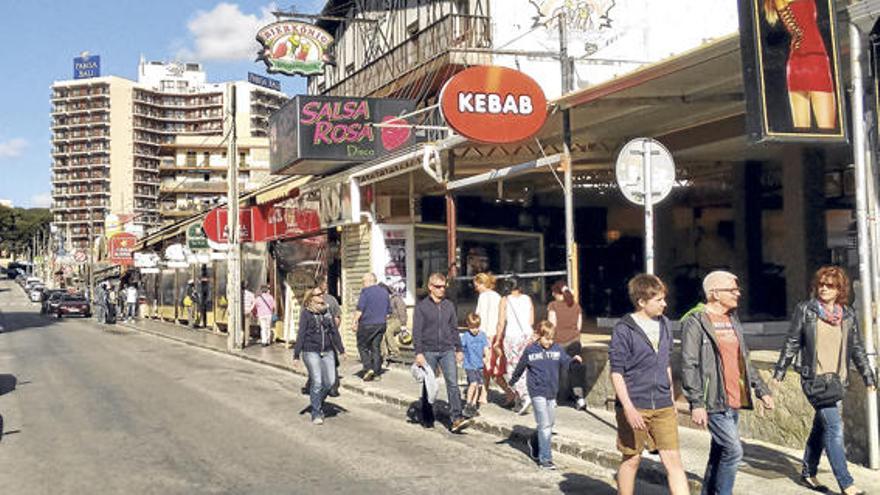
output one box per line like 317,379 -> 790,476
0,280 -> 662,494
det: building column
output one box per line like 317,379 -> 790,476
732,161 -> 763,318
783,148 -> 827,314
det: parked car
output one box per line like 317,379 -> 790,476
55,294 -> 91,318
41,290 -> 67,314
24,277 -> 43,291
29,285 -> 47,302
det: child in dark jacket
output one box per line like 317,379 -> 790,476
509,321 -> 581,470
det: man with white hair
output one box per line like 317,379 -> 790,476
681,270 -> 774,495
352,273 -> 390,381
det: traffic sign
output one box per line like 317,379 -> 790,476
615,138 -> 675,206
73,250 -> 87,263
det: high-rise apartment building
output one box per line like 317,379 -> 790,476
51,59 -> 287,248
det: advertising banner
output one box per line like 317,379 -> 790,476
108,233 -> 137,266
371,225 -> 415,305
248,72 -> 282,92
202,208 -> 254,243
252,181 -> 359,241
270,96 -> 417,175
74,55 -> 100,79
255,22 -> 334,76
738,0 -> 846,142
186,223 -> 209,250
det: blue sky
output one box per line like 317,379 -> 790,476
0,1 -> 324,208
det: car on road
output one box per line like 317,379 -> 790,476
55,294 -> 91,318
24,277 -> 43,291
41,290 -> 67,314
29,285 -> 47,302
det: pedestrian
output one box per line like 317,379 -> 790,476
547,280 -> 586,410
412,272 -> 473,432
319,276 -> 342,397
352,273 -> 390,381
255,284 -> 276,346
183,280 -> 195,328
773,266 -> 875,495
105,283 -> 117,324
242,282 -> 256,347
293,286 -> 345,426
681,270 -> 774,495
474,272 -> 515,407
509,320 -> 582,470
497,276 -> 534,414
125,284 -> 138,321
380,281 -> 407,364
609,274 -> 688,495
94,282 -> 106,323
461,312 -> 489,418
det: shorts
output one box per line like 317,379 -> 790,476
615,405 -> 680,456
465,368 -> 484,385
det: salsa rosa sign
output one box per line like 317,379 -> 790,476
270,96 -> 416,175
440,66 -> 548,144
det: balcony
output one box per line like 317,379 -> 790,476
160,181 -> 229,194
320,14 -> 491,98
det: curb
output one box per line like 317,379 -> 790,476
120,320 -> 696,492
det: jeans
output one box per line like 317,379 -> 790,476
702,408 -> 742,495
356,323 -> 386,374
532,396 -> 556,464
302,351 -> 336,420
802,403 -> 854,490
420,350 -> 463,422
126,302 -> 137,320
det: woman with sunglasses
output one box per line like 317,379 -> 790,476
293,286 -> 346,425
774,266 -> 876,494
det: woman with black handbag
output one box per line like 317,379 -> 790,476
773,266 -> 876,495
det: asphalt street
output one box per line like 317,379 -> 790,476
0,280 -> 664,494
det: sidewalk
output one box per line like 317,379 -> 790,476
120,317 -> 880,494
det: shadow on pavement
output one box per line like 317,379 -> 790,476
558,472 -> 619,494
494,424 -> 535,459
0,374 -> 17,396
740,440 -> 803,483
0,312 -> 65,333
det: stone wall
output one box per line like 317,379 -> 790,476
580,345 -> 877,465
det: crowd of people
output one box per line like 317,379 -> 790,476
288,265 -> 875,495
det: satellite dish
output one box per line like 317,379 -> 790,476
615,138 -> 676,206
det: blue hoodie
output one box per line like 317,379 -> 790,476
608,314 -> 673,410
509,342 -> 574,399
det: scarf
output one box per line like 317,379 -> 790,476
306,299 -> 328,315
816,300 -> 843,326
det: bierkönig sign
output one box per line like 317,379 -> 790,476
440,66 -> 547,144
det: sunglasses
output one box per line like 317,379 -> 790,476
714,287 -> 741,294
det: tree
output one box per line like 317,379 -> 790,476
0,205 -> 52,256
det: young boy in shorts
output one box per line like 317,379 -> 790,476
461,312 -> 489,418
609,274 -> 688,495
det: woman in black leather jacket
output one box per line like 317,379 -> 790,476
293,286 -> 345,425
773,266 -> 876,495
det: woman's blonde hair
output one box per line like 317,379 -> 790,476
536,320 -> 556,340
473,272 -> 496,290
764,0 -> 779,26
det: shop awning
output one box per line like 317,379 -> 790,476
254,175 -> 313,205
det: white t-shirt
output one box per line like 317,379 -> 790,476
125,287 -> 138,304
632,313 -> 661,352
476,289 -> 501,339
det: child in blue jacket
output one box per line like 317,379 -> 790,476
509,320 -> 582,470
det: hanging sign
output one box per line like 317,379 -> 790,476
252,181 -> 359,241
186,223 -> 209,250
737,0 -> 846,142
440,66 -> 548,144
255,22 -> 334,76
202,207 -> 254,243
270,96 -> 417,175
108,232 -> 137,266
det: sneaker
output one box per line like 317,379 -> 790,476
450,416 -> 474,433
575,398 -> 586,410
363,369 -> 375,381
463,404 -> 476,418
527,437 -> 539,461
312,417 -> 324,425
517,396 -> 532,415
539,461 -> 557,471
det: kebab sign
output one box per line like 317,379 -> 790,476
440,66 -> 548,144
256,21 -> 334,76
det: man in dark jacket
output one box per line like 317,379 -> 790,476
681,270 -> 774,495
352,273 -> 390,381
412,272 -> 472,432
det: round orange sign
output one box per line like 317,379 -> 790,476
440,66 -> 548,144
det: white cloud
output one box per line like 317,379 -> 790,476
29,192 -> 52,208
0,138 -> 27,158
178,3 -> 277,61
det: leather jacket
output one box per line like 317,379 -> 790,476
681,309 -> 770,413
773,299 -> 875,387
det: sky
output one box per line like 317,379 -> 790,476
0,0 -> 324,209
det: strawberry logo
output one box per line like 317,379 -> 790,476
380,115 -> 411,151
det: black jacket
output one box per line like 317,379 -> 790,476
681,309 -> 770,413
412,296 -> 461,355
293,308 -> 345,360
773,300 -> 876,387
609,315 -> 674,410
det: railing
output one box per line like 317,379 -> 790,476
322,14 -> 491,97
